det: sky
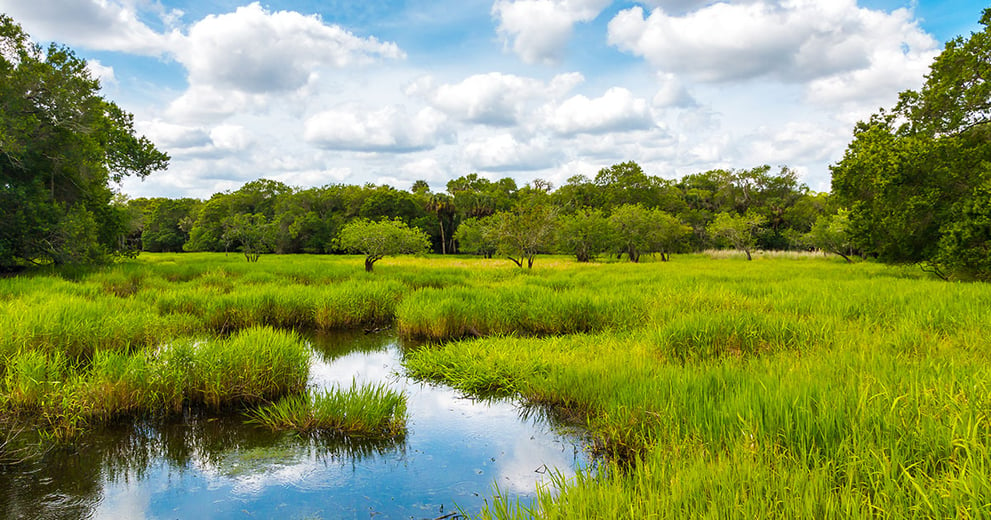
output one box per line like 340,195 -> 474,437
0,0 -> 986,199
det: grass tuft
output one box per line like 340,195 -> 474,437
247,382 -> 407,437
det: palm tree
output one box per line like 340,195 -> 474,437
426,193 -> 456,254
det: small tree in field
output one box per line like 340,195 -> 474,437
805,210 -> 855,262
490,205 -> 556,269
338,218 -> 429,272
556,208 -> 614,262
707,211 -> 766,260
222,213 -> 275,262
454,217 -> 498,258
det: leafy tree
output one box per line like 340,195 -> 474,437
805,209 -> 855,262
184,194 -> 232,252
832,9 -> 991,278
338,218 -> 429,272
652,211 -> 693,261
609,204 -> 690,262
707,212 -> 767,261
141,198 -> 201,252
222,213 -> 275,262
454,217 -> 498,258
410,180 -> 431,195
555,209 -> 614,262
0,15 -> 168,269
489,205 -> 556,269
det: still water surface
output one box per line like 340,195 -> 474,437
0,331 -> 590,519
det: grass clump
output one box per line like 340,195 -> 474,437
248,382 -> 407,437
0,326 -> 310,437
190,326 -> 310,408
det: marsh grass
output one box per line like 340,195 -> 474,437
190,327 -> 310,408
0,326 -> 310,437
3,252 -> 991,516
247,382 -> 407,437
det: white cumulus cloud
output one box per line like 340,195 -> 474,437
304,106 -> 453,153
492,0 -> 611,64
406,72 -> 583,125
0,0 -> 175,55
607,0 -> 937,84
544,87 -> 654,135
463,134 -> 561,171
174,2 -> 404,94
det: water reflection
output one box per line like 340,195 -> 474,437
0,331 -> 589,519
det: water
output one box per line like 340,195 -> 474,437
0,331 -> 590,519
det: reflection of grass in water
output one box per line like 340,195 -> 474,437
216,443 -> 300,478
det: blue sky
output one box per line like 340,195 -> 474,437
0,0 -> 985,198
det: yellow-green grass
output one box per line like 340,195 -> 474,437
1,326 -> 310,437
247,382 -> 407,438
2,252 -> 991,517
401,257 -> 991,518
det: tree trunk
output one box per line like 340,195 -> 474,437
365,257 -> 376,272
439,220 -> 446,255
744,249 -> 752,261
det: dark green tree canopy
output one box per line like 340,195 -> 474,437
1,15 -> 168,269
831,8 -> 991,279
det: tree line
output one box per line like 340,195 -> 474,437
122,163 -> 841,267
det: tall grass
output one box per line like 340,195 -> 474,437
401,255 -> 991,518
0,326 -> 310,437
248,382 -> 407,437
189,327 -> 310,408
3,252 -> 991,516
396,283 -> 646,340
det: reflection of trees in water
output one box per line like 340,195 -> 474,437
0,412 -> 407,519
306,329 -> 398,362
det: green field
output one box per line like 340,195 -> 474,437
2,252 -> 989,517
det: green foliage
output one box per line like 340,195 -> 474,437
805,209 -> 855,262
707,211 -> 767,260
453,217 -> 498,258
338,218 -> 430,271
555,209 -> 613,262
832,9 -> 991,279
222,213 -> 276,262
489,205 -> 557,268
140,198 -> 201,252
247,383 -> 407,437
0,15 -> 168,269
609,204 -> 691,262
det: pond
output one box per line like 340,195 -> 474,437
0,331 -> 591,519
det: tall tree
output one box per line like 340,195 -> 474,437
0,15 -> 168,269
832,9 -> 991,279
426,193 -> 456,254
555,209 -> 614,262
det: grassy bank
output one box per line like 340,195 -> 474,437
2,252 -> 990,517
400,255 -> 991,518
